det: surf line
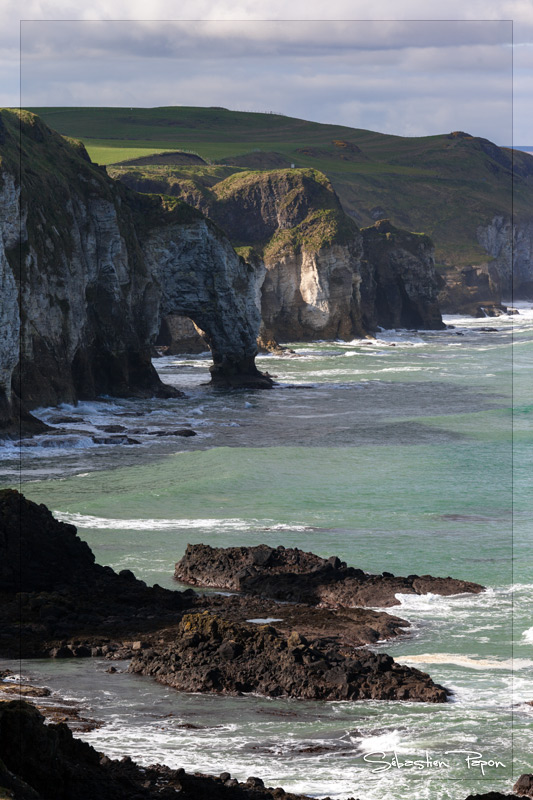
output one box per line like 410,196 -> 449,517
362,750 -> 506,775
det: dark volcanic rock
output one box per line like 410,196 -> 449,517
0,700 -> 518,800
0,490 -> 451,704
0,489 -> 191,657
205,591 -> 410,647
174,544 -> 484,608
464,795 -> 520,799
0,489 -> 406,657
129,611 -> 448,702
0,700 -> 323,800
0,488 -> 96,594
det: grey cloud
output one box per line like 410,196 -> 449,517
20,19 -> 513,61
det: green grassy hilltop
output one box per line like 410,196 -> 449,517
26,106 -> 533,272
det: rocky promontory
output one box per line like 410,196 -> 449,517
0,488 -> 194,657
174,543 -> 484,608
0,700 -> 326,800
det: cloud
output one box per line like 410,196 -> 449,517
0,2 -> 528,144
20,19 -> 513,61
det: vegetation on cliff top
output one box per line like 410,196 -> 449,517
25,105 -> 533,268
0,109 -> 115,275
116,165 -> 360,259
0,109 -> 213,275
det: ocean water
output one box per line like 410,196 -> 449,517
1,305 -> 532,799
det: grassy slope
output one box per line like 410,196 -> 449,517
26,106 -> 532,268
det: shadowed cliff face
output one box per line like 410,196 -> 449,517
0,110 -> 270,431
360,219 -> 445,331
476,215 -> 533,300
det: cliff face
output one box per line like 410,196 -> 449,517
123,167 -> 444,345
360,220 -> 445,330
439,213 -> 533,314
259,241 -> 363,342
0,110 -> 269,430
217,170 -> 365,342
477,215 -> 533,299
0,172 -> 21,427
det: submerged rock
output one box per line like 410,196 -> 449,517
174,543 -> 484,608
129,611 -> 448,702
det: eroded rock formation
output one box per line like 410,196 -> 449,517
0,109 -> 270,432
360,219 -> 445,330
114,167 -> 445,346
140,201 -> 267,387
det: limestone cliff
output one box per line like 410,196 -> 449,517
139,198 -> 265,386
0,110 -> 269,432
437,213 -> 533,314
477,215 -> 533,300
119,167 -> 444,346
216,170 -> 365,342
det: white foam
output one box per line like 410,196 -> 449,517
391,591 -> 486,612
246,618 -> 283,624
521,627 -> 533,643
378,366 -> 437,373
53,511 -> 312,532
357,729 -> 407,754
398,653 -> 533,670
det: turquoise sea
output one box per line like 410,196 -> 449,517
1,305 -> 532,799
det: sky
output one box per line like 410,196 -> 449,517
1,1 -> 532,145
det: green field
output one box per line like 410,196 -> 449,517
26,106 -> 531,268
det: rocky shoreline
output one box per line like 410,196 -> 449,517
0,701 -> 528,800
0,489 -> 444,703
0,700 -> 326,800
0,489 -> 528,799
